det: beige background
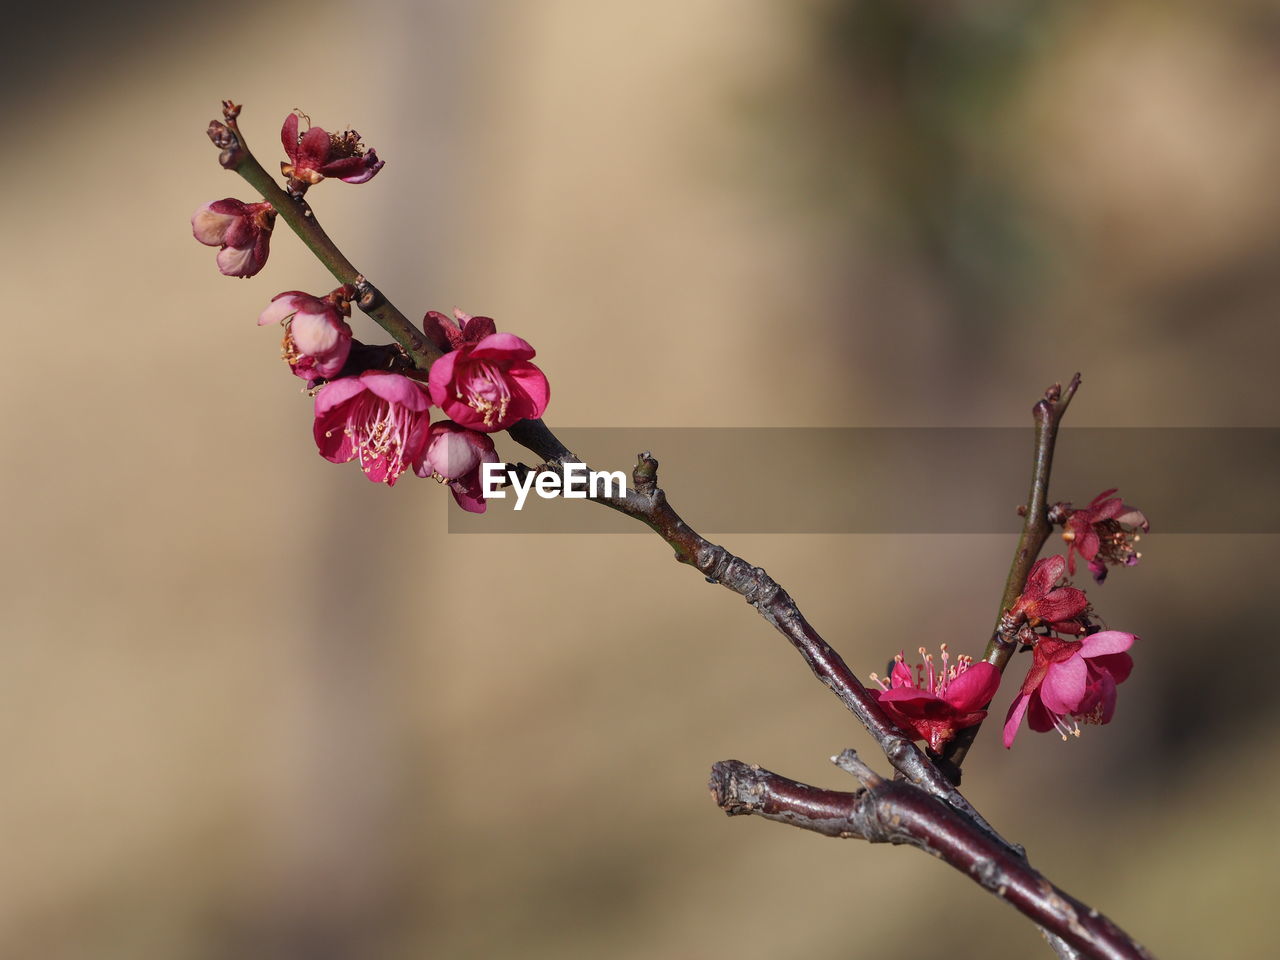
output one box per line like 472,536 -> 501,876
4,1 -> 1278,957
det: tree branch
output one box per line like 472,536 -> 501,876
710,754 -> 1152,960
941,374 -> 1080,771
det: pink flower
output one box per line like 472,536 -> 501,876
1002,631 -> 1135,747
191,198 -> 275,277
425,310 -> 550,432
280,112 -> 384,189
1008,555 -> 1088,632
869,645 -> 1001,753
258,289 -> 354,382
1062,489 -> 1149,583
313,371 -> 432,486
415,420 -> 502,513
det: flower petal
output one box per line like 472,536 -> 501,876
360,371 -> 432,410
314,375 -> 369,417
1079,630 -> 1136,658
943,662 -> 1000,712
258,292 -> 306,326
469,332 -> 536,362
1040,655 -> 1087,715
1003,694 -> 1030,748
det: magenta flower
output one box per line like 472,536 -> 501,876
1002,631 -> 1135,747
313,371 -> 432,486
1008,555 -> 1088,632
191,198 -> 275,277
280,111 -> 384,189
1062,489 -> 1149,583
424,310 -> 550,432
869,645 -> 1001,753
258,289 -> 354,382
415,420 -> 501,513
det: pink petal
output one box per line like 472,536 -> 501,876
314,375 -> 369,417
448,477 -> 488,513
1117,506 -> 1149,532
507,361 -> 550,419
1003,694 -> 1030,748
1089,652 -> 1133,685
360,371 -> 431,411
427,350 -> 459,408
1040,655 -> 1087,715
258,292 -> 306,326
1079,630 -> 1136,658
944,662 -> 1000,712
469,332 -> 536,362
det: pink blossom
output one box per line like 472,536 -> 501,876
1002,631 -> 1136,747
313,372 -> 432,486
425,311 -> 550,432
191,198 -> 275,277
870,645 -> 1001,753
416,420 -> 501,513
258,289 -> 354,381
280,112 -> 383,188
1009,555 -> 1088,632
1062,489 -> 1149,583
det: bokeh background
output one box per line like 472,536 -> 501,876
4,1 -> 1278,957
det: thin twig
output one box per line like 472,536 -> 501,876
941,375 -> 1080,771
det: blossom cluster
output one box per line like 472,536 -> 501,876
872,495 -> 1147,754
191,112 -> 549,509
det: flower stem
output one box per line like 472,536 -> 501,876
941,374 -> 1081,772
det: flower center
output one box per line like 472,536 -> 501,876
458,360 -> 511,428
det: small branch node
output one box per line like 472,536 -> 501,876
832,748 -> 883,788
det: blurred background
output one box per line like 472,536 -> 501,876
4,0 -> 1278,957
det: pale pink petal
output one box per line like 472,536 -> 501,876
215,244 -> 256,277
290,308 -> 341,355
1040,655 -> 1087,715
258,292 -> 305,326
1079,630 -> 1136,658
191,204 -> 236,245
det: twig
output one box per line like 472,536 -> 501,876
710,754 -> 1151,960
941,375 -> 1080,771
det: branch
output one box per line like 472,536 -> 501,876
710,754 -> 1152,960
207,101 -> 439,370
209,98 -> 1008,840
942,374 -> 1080,771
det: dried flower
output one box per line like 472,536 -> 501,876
1061,489 -> 1149,583
280,111 -> 384,189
